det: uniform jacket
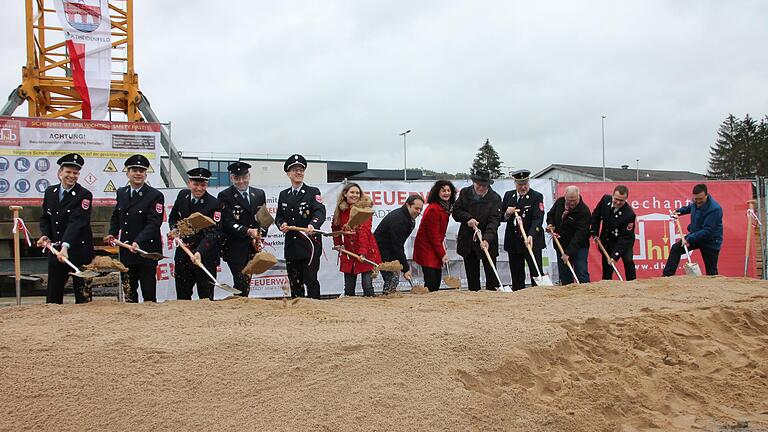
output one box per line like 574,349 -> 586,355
501,188 -> 545,253
217,185 -> 267,263
40,183 -> 95,266
168,190 -> 223,267
332,195 -> 381,274
452,186 -> 502,258
274,183 -> 326,260
546,196 -> 591,257
590,194 -> 636,260
374,206 -> 415,273
109,184 -> 164,266
677,196 -> 723,250
413,202 -> 450,269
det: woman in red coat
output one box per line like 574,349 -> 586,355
332,182 -> 381,296
413,180 -> 456,291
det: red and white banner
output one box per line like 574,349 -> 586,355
54,0 -> 111,120
557,181 -> 756,279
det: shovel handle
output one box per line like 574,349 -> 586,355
595,237 -> 623,281
550,234 -> 580,285
46,244 -> 80,273
173,237 -> 219,285
672,214 -> 693,261
515,215 -> 546,277
338,248 -> 379,267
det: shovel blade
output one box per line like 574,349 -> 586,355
497,285 -> 514,292
216,283 -> 241,295
533,274 -> 554,286
684,262 -> 702,276
442,276 -> 461,289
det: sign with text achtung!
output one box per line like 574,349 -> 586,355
0,116 -> 162,206
557,181 -> 756,279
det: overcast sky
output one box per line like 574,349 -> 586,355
1,1 -> 766,176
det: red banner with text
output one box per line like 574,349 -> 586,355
557,181 -> 755,279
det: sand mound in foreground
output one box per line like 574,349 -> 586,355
0,276 -> 767,431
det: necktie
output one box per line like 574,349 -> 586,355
293,189 -> 298,196
242,191 -> 249,203
131,190 -> 136,199
59,188 -> 65,201
192,198 -> 198,205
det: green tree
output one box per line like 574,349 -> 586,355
470,138 -> 503,178
708,114 -> 742,179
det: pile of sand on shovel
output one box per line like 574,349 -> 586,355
242,252 -> 278,275
442,276 -> 461,289
176,212 -> 215,237
371,260 -> 403,278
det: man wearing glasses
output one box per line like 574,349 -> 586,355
590,185 -> 637,281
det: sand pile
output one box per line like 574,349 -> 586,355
1,276 -> 767,431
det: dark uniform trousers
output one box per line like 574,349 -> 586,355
121,264 -> 158,302
422,267 -> 442,292
287,252 -> 321,299
175,258 -> 217,301
508,250 -> 543,290
601,243 -> 637,280
464,249 -> 499,292
47,259 -> 91,304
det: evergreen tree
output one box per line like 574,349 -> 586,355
470,138 -> 503,178
708,114 -> 741,179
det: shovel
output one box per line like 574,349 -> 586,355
548,230 -> 580,285
514,214 -> 553,286
473,227 -> 513,292
173,237 -> 239,295
441,240 -> 461,289
287,226 -> 351,237
338,248 -> 381,268
112,239 -> 167,260
594,237 -> 624,281
45,243 -> 99,279
672,213 -> 702,276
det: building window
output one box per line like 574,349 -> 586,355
199,160 -> 233,187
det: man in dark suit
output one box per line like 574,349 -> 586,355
452,170 -> 503,291
36,153 -> 95,304
590,184 -> 637,281
168,167 -> 223,301
104,154 -> 165,302
374,194 -> 424,294
275,154 -> 326,299
217,161 -> 267,297
546,185 -> 591,284
501,169 -> 545,290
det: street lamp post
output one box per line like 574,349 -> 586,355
400,129 -> 411,181
636,159 -> 640,181
601,115 -> 607,181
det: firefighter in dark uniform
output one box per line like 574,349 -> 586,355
275,154 -> 326,299
590,184 -> 637,281
217,161 -> 268,297
452,170 -> 503,291
168,167 -> 223,301
501,169 -> 546,290
36,153 -> 95,304
104,154 -> 165,302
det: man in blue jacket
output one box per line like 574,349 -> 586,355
663,184 -> 723,276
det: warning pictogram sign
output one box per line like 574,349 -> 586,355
104,160 -> 118,172
104,180 -> 117,192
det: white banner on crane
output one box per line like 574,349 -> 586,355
53,0 -> 111,120
147,179 -> 557,301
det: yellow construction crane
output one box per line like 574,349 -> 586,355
2,0 -> 186,185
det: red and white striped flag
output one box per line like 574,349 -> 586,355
53,0 -> 111,120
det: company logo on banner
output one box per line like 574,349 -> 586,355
0,116 -> 161,206
557,181 -> 755,279
148,180 -> 558,302
54,0 -> 111,120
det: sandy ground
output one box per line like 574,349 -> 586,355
1,276 -> 767,432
